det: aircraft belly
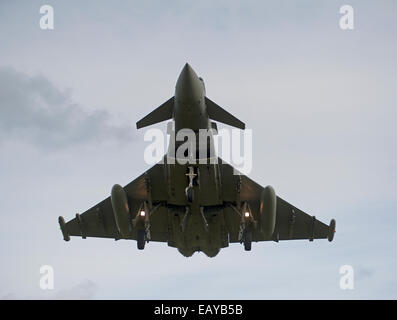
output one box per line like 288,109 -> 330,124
196,163 -> 222,206
165,162 -> 223,206
163,161 -> 231,256
167,203 -> 228,257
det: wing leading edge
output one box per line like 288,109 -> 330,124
218,159 -> 336,243
59,159 -> 336,246
59,162 -> 169,243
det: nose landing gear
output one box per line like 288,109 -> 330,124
185,166 -> 197,203
186,186 -> 194,202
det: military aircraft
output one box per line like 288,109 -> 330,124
59,63 -> 336,257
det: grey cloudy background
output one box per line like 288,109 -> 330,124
0,0 -> 396,299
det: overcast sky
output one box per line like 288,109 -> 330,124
0,0 -> 396,299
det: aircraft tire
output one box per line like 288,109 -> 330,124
137,230 -> 145,250
186,187 -> 194,202
243,231 -> 252,251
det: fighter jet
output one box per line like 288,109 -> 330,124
59,63 -> 336,257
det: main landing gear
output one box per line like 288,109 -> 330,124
137,229 -> 146,250
133,201 -> 161,251
230,201 -> 256,252
242,230 -> 252,251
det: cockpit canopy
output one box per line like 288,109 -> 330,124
199,77 -> 206,95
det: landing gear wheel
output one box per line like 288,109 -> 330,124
243,231 -> 252,251
137,230 -> 145,250
186,187 -> 194,203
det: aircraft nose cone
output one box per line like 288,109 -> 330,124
182,62 -> 193,75
176,63 -> 202,101
178,63 -> 199,86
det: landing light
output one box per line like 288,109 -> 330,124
244,212 -> 250,218
140,210 -> 146,217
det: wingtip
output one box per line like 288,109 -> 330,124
58,216 -> 70,241
328,219 -> 336,242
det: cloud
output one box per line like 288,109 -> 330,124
0,66 -> 135,149
0,1 -> 396,300
54,279 -> 99,300
1,279 -> 99,300
355,266 -> 375,282
1,293 -> 18,300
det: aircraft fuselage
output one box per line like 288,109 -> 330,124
167,64 -> 225,257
